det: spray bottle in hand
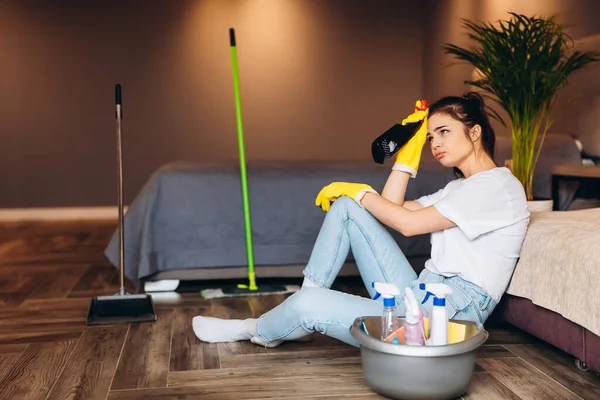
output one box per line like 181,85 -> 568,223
419,283 -> 453,346
372,281 -> 401,341
371,100 -> 428,165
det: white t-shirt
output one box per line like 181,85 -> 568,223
416,167 -> 530,303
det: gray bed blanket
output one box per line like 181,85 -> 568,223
105,133 -> 581,284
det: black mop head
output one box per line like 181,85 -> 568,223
86,293 -> 157,326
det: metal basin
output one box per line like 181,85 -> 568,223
350,316 -> 488,400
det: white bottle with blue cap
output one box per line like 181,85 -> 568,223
372,281 -> 401,341
419,283 -> 453,346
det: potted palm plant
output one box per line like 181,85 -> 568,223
442,12 -> 599,207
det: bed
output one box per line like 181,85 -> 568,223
104,133 -> 583,286
497,207 -> 600,374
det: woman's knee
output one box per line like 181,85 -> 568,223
328,196 -> 365,218
284,288 -> 329,319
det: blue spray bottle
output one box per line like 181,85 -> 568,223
419,283 -> 453,346
372,281 -> 401,341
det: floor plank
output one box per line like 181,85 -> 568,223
0,343 -> 29,381
163,363 -> 379,399
0,220 -> 116,266
463,372 -> 521,400
18,297 -> 93,311
0,343 -> 29,354
68,264 -> 121,297
0,313 -> 87,345
0,272 -> 45,307
473,363 -> 485,373
167,362 -> 364,386
1,219 -> 598,399
0,252 -> 111,266
478,357 -> 583,399
0,308 -> 87,325
483,325 -> 541,345
476,344 -> 517,358
219,347 -> 361,369
0,329 -> 84,345
169,306 -> 220,371
110,310 -> 173,390
265,331 -> 350,352
506,344 -> 600,400
45,325 -> 129,400
0,339 -> 78,400
108,386 -> 384,400
0,272 -> 28,293
28,264 -> 89,299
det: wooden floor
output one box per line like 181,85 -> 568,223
1,220 -> 600,400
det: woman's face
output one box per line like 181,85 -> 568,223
426,113 -> 475,168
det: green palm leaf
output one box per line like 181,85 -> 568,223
442,12 -> 599,199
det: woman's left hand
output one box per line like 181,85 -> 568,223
315,182 -> 377,211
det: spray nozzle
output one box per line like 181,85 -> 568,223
419,283 -> 453,307
415,99 -> 428,111
372,281 -> 400,307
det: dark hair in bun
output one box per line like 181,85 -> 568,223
428,92 -> 496,178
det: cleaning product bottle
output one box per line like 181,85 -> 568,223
419,283 -> 453,346
372,281 -> 401,341
371,122 -> 422,164
403,287 -> 425,346
371,100 -> 428,164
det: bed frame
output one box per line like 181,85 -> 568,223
496,294 -> 600,375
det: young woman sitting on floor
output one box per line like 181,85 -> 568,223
192,92 -> 531,348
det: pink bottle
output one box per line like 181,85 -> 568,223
404,287 -> 426,346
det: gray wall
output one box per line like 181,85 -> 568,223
2,0 -> 600,208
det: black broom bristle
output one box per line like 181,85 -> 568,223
86,294 -> 157,326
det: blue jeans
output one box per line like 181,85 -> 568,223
256,197 -> 496,347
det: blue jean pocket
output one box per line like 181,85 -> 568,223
411,270 -> 496,324
445,278 -> 494,323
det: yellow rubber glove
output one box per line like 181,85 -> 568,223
315,182 -> 378,212
393,100 -> 429,178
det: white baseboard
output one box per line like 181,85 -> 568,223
0,206 -> 129,222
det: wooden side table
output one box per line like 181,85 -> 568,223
551,165 -> 600,210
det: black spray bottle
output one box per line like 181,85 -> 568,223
371,100 -> 428,164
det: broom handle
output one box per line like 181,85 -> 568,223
115,84 -> 125,295
229,28 -> 257,290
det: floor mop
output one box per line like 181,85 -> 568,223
86,84 -> 158,325
200,29 -> 300,299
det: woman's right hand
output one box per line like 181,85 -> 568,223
392,100 -> 429,178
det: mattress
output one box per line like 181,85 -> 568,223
104,133 -> 582,284
505,208 -> 600,336
105,158 -> 451,284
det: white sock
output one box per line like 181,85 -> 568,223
302,277 -> 320,288
192,316 -> 257,343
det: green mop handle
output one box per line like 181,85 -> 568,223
230,28 -> 257,291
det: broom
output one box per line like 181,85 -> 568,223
86,84 -> 158,324
200,29 -> 299,299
